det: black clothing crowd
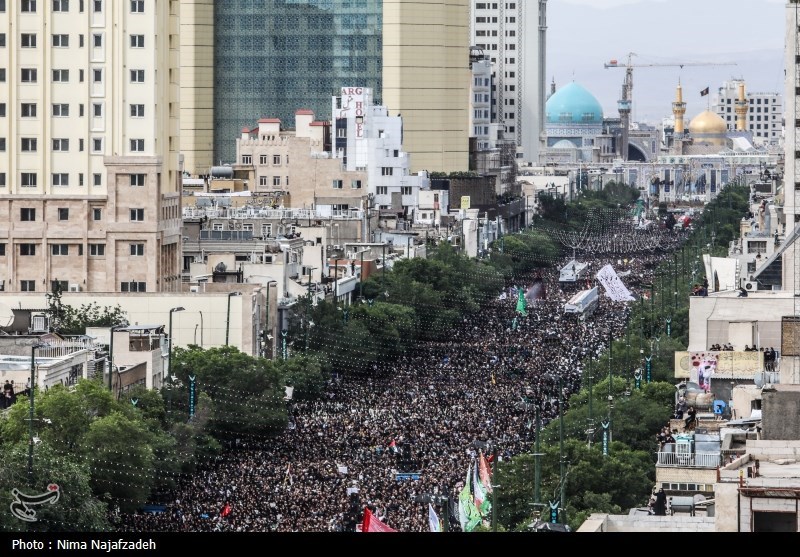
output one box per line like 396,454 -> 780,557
115,238 -> 686,532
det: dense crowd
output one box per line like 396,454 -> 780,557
116,232 -> 686,533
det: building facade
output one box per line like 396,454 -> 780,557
469,0 -> 546,163
198,0 -> 383,168
383,0 -> 471,173
0,0 -> 182,294
712,79 -> 783,146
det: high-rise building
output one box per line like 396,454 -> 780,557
0,0 -> 182,294
784,2 -> 800,293
469,0 -> 547,163
383,0 -> 471,173
199,0 -> 383,170
712,79 -> 782,145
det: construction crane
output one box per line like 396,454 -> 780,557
605,53 -> 737,160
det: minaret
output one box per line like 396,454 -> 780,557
735,81 -> 748,132
672,81 -> 687,136
550,76 -> 556,98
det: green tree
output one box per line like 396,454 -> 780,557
0,441 -> 110,532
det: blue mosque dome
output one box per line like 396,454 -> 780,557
546,82 -> 603,125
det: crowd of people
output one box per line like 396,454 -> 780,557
115,234 -> 686,533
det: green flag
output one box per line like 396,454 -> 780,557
516,289 -> 528,316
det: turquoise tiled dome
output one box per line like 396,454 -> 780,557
546,82 -> 604,124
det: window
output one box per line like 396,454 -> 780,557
52,138 -> 69,151
51,244 -> 69,256
376,186 -> 388,195
52,34 -> 69,47
401,186 -> 412,195
22,0 -> 37,11
53,0 -> 69,11
273,176 -> 281,186
0,139 -> 4,151
92,103 -> 103,118
130,69 -> 144,83
0,244 -> 4,256
259,176 -> 268,187
52,69 -> 69,82
93,208 -> 101,220
130,208 -> 144,221
381,167 -> 393,176
51,280 -> 69,292
332,179 -> 343,189
21,68 -> 37,83
93,68 -> 102,83
93,173 -> 101,186
0,173 -> 5,186
93,0 -> 101,11
0,34 -> 3,48
89,244 -> 104,256
130,243 -> 144,256
21,103 -> 37,117
21,280 -> 35,292
79,139 -> 84,151
21,173 -> 37,187
52,103 -> 69,117
21,33 -> 37,48
121,282 -> 146,292
93,33 -> 102,48
79,104 -> 84,117
79,34 -> 83,47
273,154 -> 281,165
130,174 -> 145,186
130,104 -> 144,117
20,244 -> 36,256
241,155 -> 252,165
78,173 -> 83,186
0,69 -> 3,82
130,34 -> 144,48
258,154 -> 268,165
21,138 -> 37,152
92,138 -> 103,152
21,208 -> 36,221
351,180 -> 362,189
130,0 -> 144,12
130,139 -> 144,152
52,173 -> 69,186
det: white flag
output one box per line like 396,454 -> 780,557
596,264 -> 635,302
428,503 -> 441,532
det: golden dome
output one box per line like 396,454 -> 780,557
688,110 -> 727,135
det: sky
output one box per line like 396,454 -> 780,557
547,0 -> 786,124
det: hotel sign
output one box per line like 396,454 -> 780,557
339,87 -> 366,139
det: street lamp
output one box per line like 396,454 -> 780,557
167,307 -> 185,382
225,292 -> 242,346
28,342 -> 48,487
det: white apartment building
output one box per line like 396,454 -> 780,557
333,87 -> 429,217
713,80 -> 783,145
470,0 -> 546,163
0,0 -> 182,294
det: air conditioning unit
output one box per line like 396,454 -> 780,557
68,283 -> 81,292
741,279 -> 758,291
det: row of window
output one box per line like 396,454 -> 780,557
0,102 -> 143,118
5,68 -> 146,85
18,281 -> 148,293
17,206 -> 145,221
7,137 -> 147,153
11,0 -> 142,14
8,32 -> 145,49
375,186 -> 414,195
2,242 -> 145,257
724,97 -> 779,104
331,179 -> 363,189
241,154 -> 289,166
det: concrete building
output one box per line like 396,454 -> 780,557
712,79 -> 783,146
469,0 -> 547,163
0,0 -> 182,294
383,0 -> 471,173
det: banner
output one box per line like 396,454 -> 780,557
596,265 -> 635,302
361,508 -> 397,532
673,350 -> 764,379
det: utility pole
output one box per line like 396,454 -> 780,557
491,447 -> 499,532
28,344 -> 41,487
559,375 -> 566,526
674,252 -> 678,310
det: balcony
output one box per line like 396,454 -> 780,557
657,449 -> 721,469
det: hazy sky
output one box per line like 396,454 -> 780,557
547,0 -> 786,124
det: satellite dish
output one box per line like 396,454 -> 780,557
215,262 -> 227,273
0,303 -> 14,328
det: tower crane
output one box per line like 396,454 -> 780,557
605,53 -> 737,160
